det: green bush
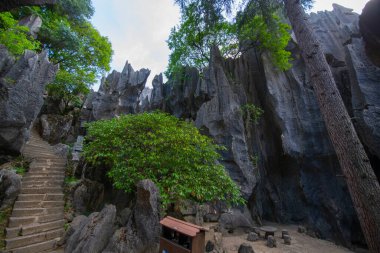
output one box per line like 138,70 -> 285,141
240,103 -> 264,124
83,112 -> 244,207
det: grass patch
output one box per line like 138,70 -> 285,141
0,207 -> 12,250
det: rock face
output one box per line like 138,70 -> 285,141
360,0 -> 380,67
64,205 -> 117,253
105,179 -> 161,253
40,114 -> 73,144
142,4 -> 379,247
0,168 -> 21,210
82,61 -> 150,121
0,46 -> 58,155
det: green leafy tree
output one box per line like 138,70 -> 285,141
175,0 -> 380,251
166,0 -> 292,77
4,1 -> 113,113
83,112 -> 244,207
166,2 -> 237,77
0,12 -> 40,55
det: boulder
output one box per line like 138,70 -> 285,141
64,205 -> 116,253
360,0 -> 380,66
219,208 -> 254,233
40,114 -> 73,144
0,46 -> 58,154
247,232 -> 259,242
0,168 -> 21,210
72,179 -> 104,214
238,243 -> 255,253
266,235 -> 276,248
105,179 -> 160,253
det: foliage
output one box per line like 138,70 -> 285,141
35,6 -> 112,112
240,103 -> 264,124
11,156 -> 29,176
0,12 -> 40,55
5,1 -> 113,113
237,14 -> 292,70
83,112 -> 244,207
0,207 -> 12,250
166,3 -> 238,77
167,0 -> 293,77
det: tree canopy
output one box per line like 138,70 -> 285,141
166,0 -> 293,77
0,0 -> 113,113
83,112 -> 244,207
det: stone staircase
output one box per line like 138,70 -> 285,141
4,131 -> 66,253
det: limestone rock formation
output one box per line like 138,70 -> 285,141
105,179 -> 161,253
81,61 -> 150,121
143,4 -> 379,247
360,0 -> 380,67
0,46 -> 58,155
64,205 -> 117,253
0,168 -> 21,210
40,114 -> 73,144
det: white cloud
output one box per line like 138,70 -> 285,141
91,0 -> 180,89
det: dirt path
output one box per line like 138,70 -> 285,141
4,131 -> 66,253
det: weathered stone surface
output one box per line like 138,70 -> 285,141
52,143 -> 69,158
72,179 -> 104,214
219,208 -> 254,233
360,0 -> 380,67
65,205 -> 116,253
266,235 -> 276,248
18,15 -> 42,39
40,114 -> 73,144
247,232 -> 259,242
0,168 -> 21,210
283,234 -> 291,245
104,179 -> 160,253
0,46 -> 58,154
83,61 -> 150,121
238,243 -> 255,253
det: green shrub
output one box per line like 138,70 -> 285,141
240,103 -> 264,124
83,112 -> 244,207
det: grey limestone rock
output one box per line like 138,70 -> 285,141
83,61 -> 150,121
219,207 -> 254,233
266,235 -> 276,248
72,179 -> 104,214
247,232 -> 259,242
18,15 -> 42,39
104,179 -> 160,253
238,243 -> 255,253
0,46 -> 58,154
0,168 -> 21,210
64,205 -> 117,253
40,114 -> 73,144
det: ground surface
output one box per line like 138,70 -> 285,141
205,222 -> 368,253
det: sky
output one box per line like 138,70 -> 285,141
91,0 -> 370,90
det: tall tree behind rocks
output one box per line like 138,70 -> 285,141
284,1 -> 380,251
173,0 -> 380,251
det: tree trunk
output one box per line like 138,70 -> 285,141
284,1 -> 380,252
0,0 -> 57,12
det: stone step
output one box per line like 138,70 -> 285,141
11,207 -> 63,217
6,219 -> 65,239
8,213 -> 64,228
26,171 -> 65,176
17,194 -> 64,202
5,228 -> 64,250
29,164 -> 65,169
22,181 -> 64,188
4,238 -> 60,253
14,201 -> 64,209
30,162 -> 66,167
23,145 -> 53,151
20,187 -> 62,194
22,176 -> 65,182
27,168 -> 65,174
